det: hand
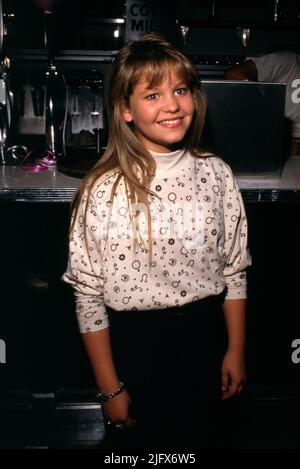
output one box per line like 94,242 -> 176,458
221,349 -> 247,400
102,389 -> 137,430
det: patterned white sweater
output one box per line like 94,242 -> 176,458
62,149 -> 252,333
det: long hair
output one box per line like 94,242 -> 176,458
70,34 -> 207,254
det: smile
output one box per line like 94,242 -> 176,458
158,118 -> 183,128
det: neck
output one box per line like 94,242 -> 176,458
149,148 -> 187,177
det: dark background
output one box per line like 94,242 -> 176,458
0,0 -> 300,449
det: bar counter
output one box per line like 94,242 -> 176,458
1,155 -> 300,202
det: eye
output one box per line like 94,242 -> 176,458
175,87 -> 188,96
146,93 -> 159,101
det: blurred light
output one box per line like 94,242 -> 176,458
113,29 -> 120,38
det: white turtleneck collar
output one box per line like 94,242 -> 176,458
149,148 -> 188,177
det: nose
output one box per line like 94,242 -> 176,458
162,93 -> 179,113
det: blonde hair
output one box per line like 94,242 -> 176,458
70,34 -> 207,254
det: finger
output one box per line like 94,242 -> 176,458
222,383 -> 239,399
221,371 -> 229,392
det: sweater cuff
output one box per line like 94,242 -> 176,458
224,271 -> 247,300
75,293 -> 109,333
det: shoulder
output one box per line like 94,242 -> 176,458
193,151 -> 234,176
87,169 -> 121,202
192,152 -> 239,191
252,51 -> 297,70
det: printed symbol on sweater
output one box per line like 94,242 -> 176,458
212,185 -> 220,194
84,311 -> 96,319
151,296 -> 161,306
110,243 -> 118,252
160,246 -> 167,260
96,190 -> 105,199
140,273 -> 148,283
162,270 -> 169,277
168,192 -> 177,202
130,285 -> 143,292
122,297 -> 131,304
206,217 -> 214,224
159,227 -> 168,235
118,207 -> 128,216
231,215 -> 238,222
172,281 -> 180,288
175,177 -> 185,187
121,274 -> 130,282
186,195 -> 192,201
132,260 -> 141,271
112,263 -> 119,276
178,269 -> 189,276
168,258 -> 177,266
180,246 -> 188,256
187,259 -> 195,268
113,286 -> 120,293
138,242 -> 149,254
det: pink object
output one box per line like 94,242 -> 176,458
20,164 -> 48,173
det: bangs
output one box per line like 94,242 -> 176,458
127,56 -> 199,96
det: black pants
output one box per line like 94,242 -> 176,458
101,292 -> 227,449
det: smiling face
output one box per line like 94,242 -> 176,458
122,70 -> 195,153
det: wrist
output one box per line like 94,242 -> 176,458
98,380 -> 122,394
227,343 -> 246,353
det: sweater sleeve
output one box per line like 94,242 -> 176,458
62,189 -> 109,333
221,163 -> 252,300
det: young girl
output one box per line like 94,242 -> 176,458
63,34 -> 251,449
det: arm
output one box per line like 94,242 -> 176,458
81,329 -> 136,428
81,328 -> 121,393
224,59 -> 258,81
221,298 -> 247,399
220,161 -> 252,399
62,188 -> 135,428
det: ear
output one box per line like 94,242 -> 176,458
123,109 -> 133,123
